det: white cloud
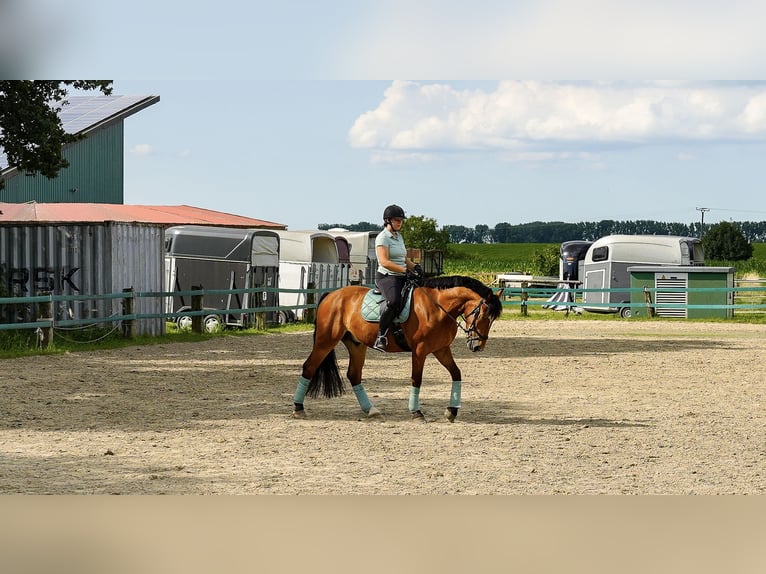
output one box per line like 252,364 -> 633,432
739,92 -> 766,132
130,144 -> 154,157
349,81 -> 766,164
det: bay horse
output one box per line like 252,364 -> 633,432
291,275 -> 503,422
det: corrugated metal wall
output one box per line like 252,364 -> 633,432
1,123 -> 124,204
0,222 -> 164,336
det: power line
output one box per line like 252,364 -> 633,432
705,208 -> 766,214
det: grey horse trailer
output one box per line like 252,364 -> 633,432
164,225 -> 281,330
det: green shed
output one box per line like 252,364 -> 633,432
0,94 -> 159,204
628,266 -> 735,319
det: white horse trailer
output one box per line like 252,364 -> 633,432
581,235 -> 705,318
164,226 -> 281,329
275,230 -> 350,320
327,228 -> 378,285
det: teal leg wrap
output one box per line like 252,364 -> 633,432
450,381 -> 462,409
409,386 -> 421,412
352,384 -> 373,413
293,376 -> 310,404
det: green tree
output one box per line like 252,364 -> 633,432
702,221 -> 753,260
0,80 -> 113,189
529,245 -> 560,276
401,215 -> 450,250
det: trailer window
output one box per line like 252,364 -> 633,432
591,246 -> 609,262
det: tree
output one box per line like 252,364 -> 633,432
702,221 -> 753,261
401,215 -> 450,250
0,80 -> 113,189
318,221 -> 379,232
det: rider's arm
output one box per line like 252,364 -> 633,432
376,245 -> 407,274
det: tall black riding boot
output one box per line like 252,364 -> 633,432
374,304 -> 397,352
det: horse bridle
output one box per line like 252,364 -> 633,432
426,291 -> 491,344
461,300 -> 491,344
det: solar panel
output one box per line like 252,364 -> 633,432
0,95 -> 158,171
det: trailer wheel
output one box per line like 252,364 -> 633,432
277,310 -> 295,325
176,310 -> 193,331
203,314 -> 223,333
619,306 -> 632,319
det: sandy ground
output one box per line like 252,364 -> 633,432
1,318 -> 764,494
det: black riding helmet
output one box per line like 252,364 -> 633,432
383,204 -> 406,224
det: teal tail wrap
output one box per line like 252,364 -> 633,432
409,386 -> 421,412
352,384 -> 373,413
293,376 -> 310,405
450,381 -> 462,409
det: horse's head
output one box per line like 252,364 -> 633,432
464,289 -> 503,352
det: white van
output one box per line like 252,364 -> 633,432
581,235 -> 705,318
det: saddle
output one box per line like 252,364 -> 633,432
360,282 -> 415,323
360,283 -> 416,352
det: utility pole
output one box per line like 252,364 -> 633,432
696,207 -> 710,236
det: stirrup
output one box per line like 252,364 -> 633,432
373,335 -> 387,352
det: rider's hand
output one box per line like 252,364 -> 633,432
413,264 -> 424,278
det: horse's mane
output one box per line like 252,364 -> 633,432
422,275 -> 503,319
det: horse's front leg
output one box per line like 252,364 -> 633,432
432,347 -> 463,422
408,352 -> 428,422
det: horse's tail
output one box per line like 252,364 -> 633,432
307,347 -> 345,399
306,292 -> 345,399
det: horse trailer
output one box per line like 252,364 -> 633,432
275,230 -> 350,321
581,235 -> 705,318
164,225 -> 281,330
560,240 -> 593,282
326,228 -> 378,285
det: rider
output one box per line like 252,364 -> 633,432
373,204 -> 423,352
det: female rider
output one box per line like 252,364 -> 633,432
373,204 -> 423,352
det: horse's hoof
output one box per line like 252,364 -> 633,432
291,409 -> 307,419
367,406 -> 382,418
445,407 -> 458,423
411,410 -> 427,423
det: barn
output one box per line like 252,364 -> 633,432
1,89 -> 289,336
0,94 -> 160,204
0,202 -> 286,336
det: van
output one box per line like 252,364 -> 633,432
581,235 -> 704,318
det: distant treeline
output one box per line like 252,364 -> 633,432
320,220 -> 766,244
444,220 -> 766,243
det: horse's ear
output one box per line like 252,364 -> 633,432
494,289 -> 503,299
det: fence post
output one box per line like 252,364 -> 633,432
254,288 -> 265,330
643,287 -> 655,318
122,287 -> 136,338
305,281 -> 316,324
191,285 -> 204,334
36,292 -> 53,348
520,282 -> 529,316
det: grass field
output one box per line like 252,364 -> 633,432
444,242 -> 766,281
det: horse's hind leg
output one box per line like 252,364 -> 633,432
342,335 -> 380,418
432,347 -> 463,422
292,335 -> 343,418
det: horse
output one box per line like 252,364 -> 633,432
291,275 -> 503,422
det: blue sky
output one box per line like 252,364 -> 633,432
5,2 -> 766,231
115,80 -> 766,230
